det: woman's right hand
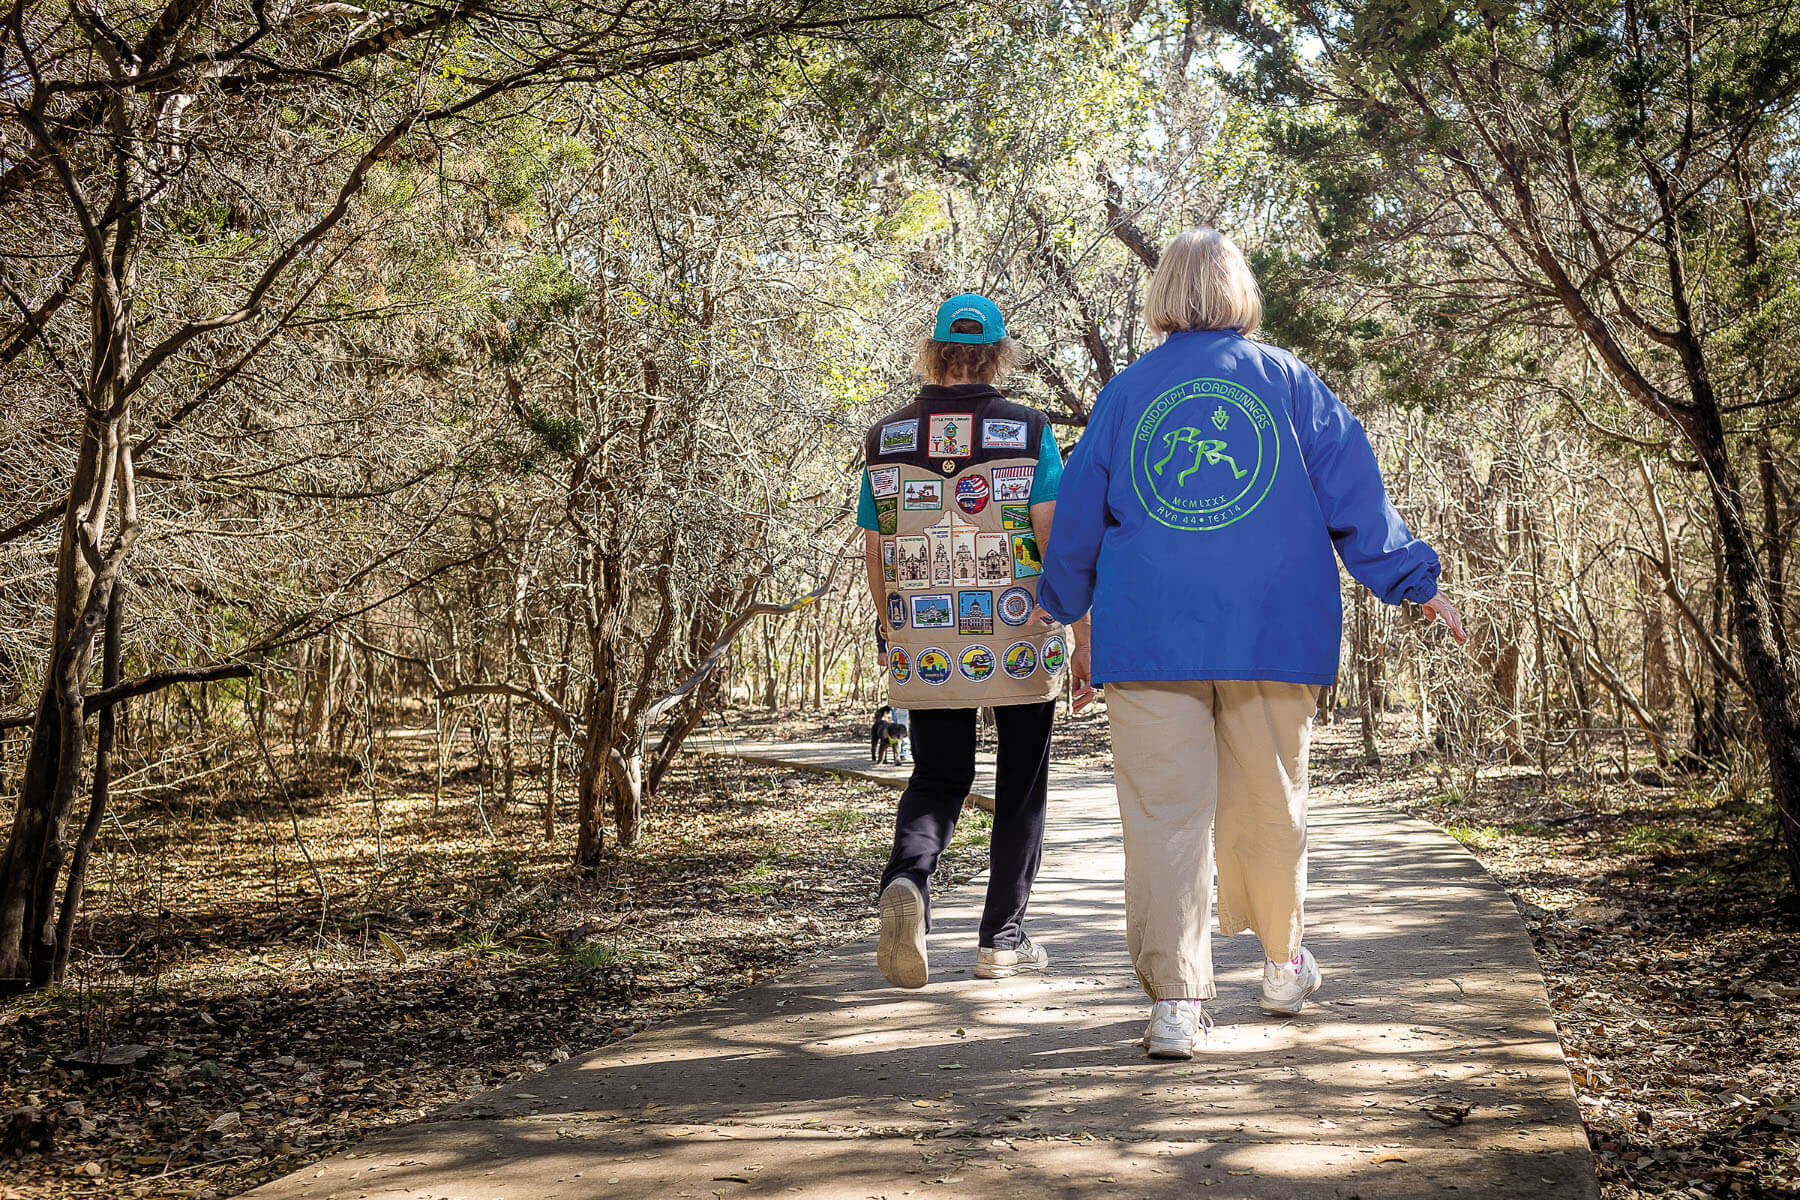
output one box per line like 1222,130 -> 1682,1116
1421,591 -> 1467,645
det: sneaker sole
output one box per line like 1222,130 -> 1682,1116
1145,1039 -> 1195,1060
972,959 -> 1048,979
877,882 -> 928,989
1260,965 -> 1324,1016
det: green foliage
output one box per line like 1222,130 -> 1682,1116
526,406 -> 584,456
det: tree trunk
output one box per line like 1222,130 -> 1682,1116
610,748 -> 643,848
1354,588 -> 1380,767
50,582 -> 124,981
1688,407 -> 1800,888
574,686 -> 606,869
0,407 -> 134,993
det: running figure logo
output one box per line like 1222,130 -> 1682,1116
1153,428 -> 1247,486
1130,378 -> 1280,532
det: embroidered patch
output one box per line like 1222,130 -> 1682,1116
1000,504 -> 1032,532
888,592 -> 906,630
925,523 -> 951,587
957,590 -> 994,636
910,593 -> 953,630
998,586 -> 1035,626
982,418 -> 1028,450
916,647 -> 952,686
1002,640 -> 1038,679
928,413 -> 973,459
881,538 -> 897,584
869,465 -> 900,499
890,648 -> 911,684
876,496 -> 897,535
1042,634 -> 1066,674
959,644 -> 995,682
903,479 -> 942,510
1010,532 -> 1043,579
951,522 -> 978,588
977,533 -> 1011,585
879,420 -> 918,455
1129,377 -> 1280,532
894,535 -> 929,589
955,474 -> 989,515
991,465 -> 1034,502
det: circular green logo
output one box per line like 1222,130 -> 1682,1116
1129,378 -> 1280,531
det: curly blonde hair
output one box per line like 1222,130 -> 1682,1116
914,318 -> 1022,385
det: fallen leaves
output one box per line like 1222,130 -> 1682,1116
1,748 -> 980,1199
1373,717 -> 1800,1200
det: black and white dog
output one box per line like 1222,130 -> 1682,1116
870,705 -> 909,764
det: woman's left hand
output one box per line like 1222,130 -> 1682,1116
1421,591 -> 1467,645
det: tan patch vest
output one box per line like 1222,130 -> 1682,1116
864,386 -> 1065,710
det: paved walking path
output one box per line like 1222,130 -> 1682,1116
247,739 -> 1597,1200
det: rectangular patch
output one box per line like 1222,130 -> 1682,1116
977,533 -> 1011,585
927,524 -> 952,588
882,538 -> 896,584
991,465 -> 1034,502
911,593 -> 953,630
982,418 -> 1028,450
952,521 -> 979,588
927,412 -> 974,459
894,536 -> 929,589
868,465 -> 900,499
902,479 -> 942,511
879,420 -> 918,455
957,590 -> 994,636
1000,504 -> 1032,532
876,496 -> 898,535
1010,532 -> 1043,579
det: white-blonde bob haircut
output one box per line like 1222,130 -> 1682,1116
1144,227 -> 1263,337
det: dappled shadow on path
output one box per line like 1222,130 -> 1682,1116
243,765 -> 1598,1200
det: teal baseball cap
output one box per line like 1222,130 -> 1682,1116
932,293 -> 1007,344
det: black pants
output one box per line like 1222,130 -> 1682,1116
879,701 -> 1055,950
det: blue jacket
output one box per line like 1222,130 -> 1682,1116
1038,330 -> 1440,686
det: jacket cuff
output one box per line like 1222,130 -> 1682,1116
1395,558 -> 1442,606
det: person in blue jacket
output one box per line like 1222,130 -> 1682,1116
1038,227 -> 1466,1060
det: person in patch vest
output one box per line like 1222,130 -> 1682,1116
1039,228 -> 1466,1059
856,293 -> 1093,989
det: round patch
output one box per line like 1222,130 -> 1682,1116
888,593 -> 906,630
959,644 -> 995,682
1129,377 -> 1280,532
890,649 -> 911,684
939,459 -> 957,475
955,474 -> 989,515
997,587 -> 1034,626
1002,641 -> 1037,679
1042,634 -> 1067,675
916,647 -> 952,685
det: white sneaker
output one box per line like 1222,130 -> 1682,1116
877,877 -> 929,989
972,936 -> 1048,978
1260,946 -> 1323,1015
1142,999 -> 1211,1059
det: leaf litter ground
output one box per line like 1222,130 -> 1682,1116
3,702 -> 1796,1199
0,721 -> 991,1199
754,699 -> 1800,1199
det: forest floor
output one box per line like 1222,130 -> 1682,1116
0,716 -> 993,1200
739,700 -> 1800,1200
1,701 -> 1796,1199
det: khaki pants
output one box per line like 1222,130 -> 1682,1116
1105,680 -> 1316,1001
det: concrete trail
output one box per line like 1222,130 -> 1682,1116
247,739 -> 1598,1200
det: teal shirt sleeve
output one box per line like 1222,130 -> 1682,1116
1028,425 -> 1063,504
854,470 -> 878,531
